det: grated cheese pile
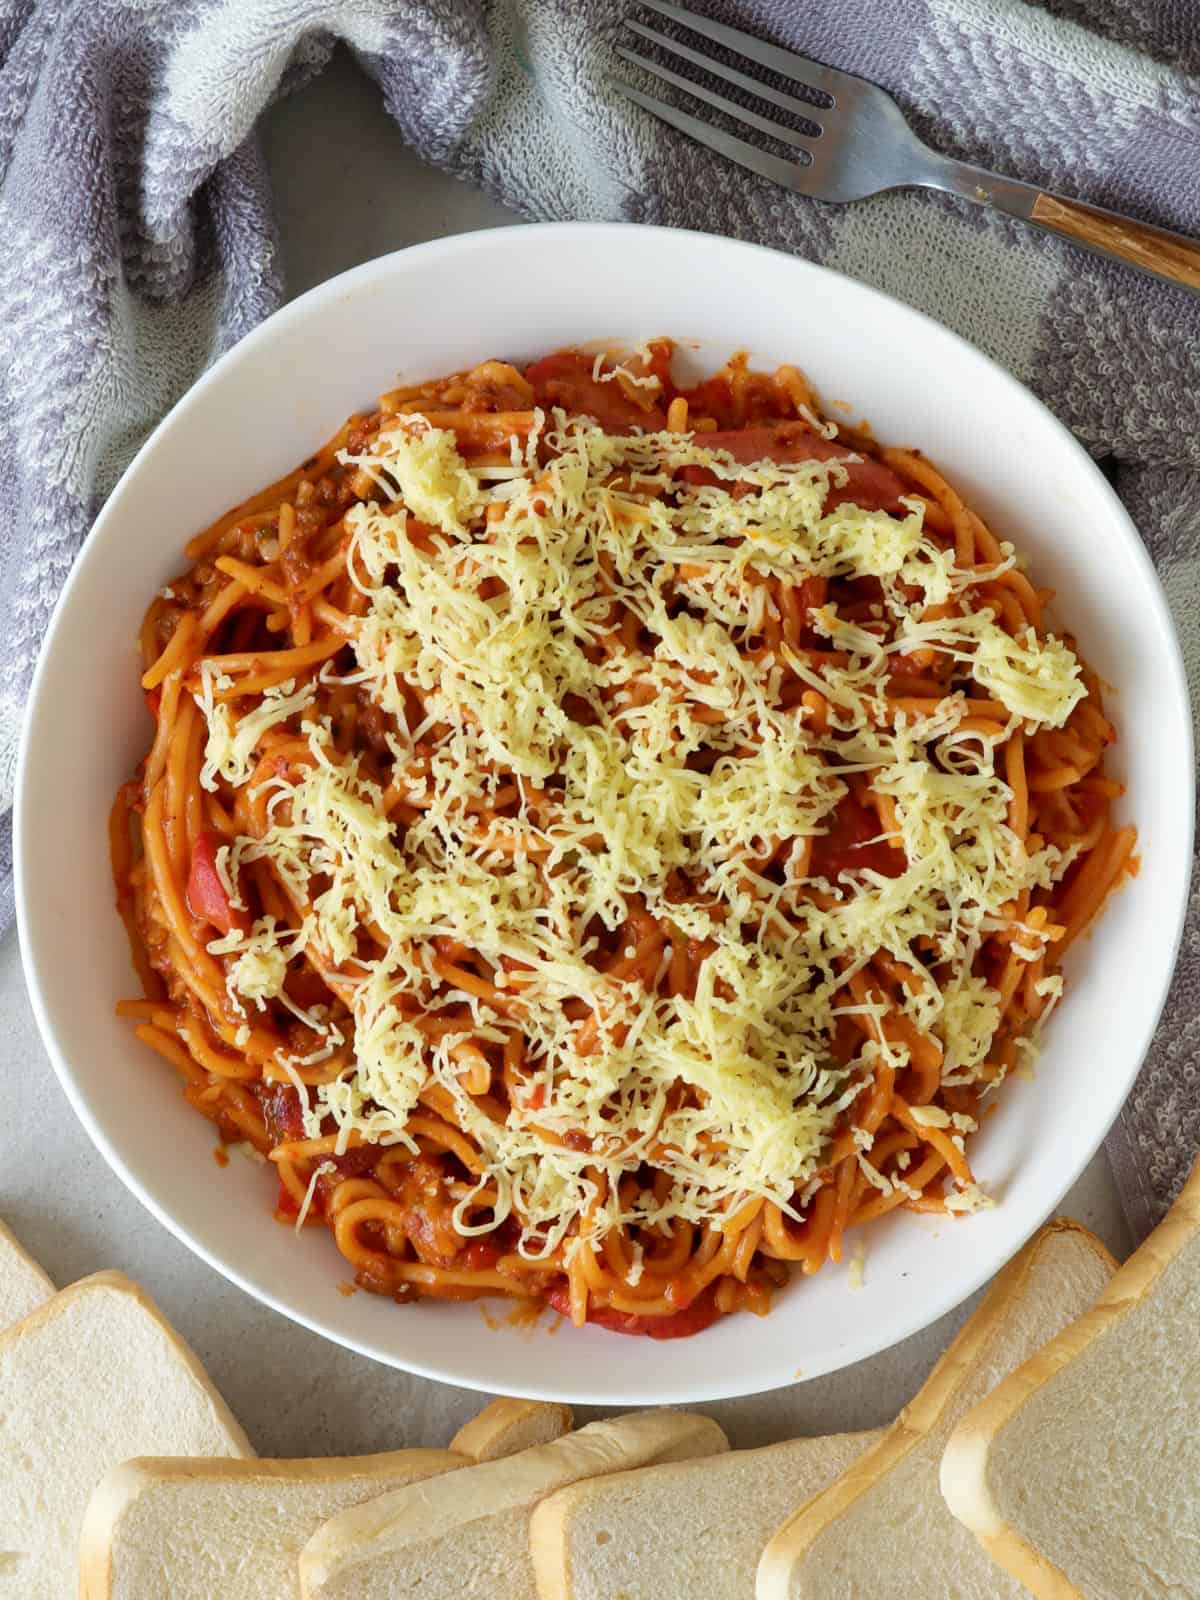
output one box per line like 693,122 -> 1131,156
197,406 -> 1086,1260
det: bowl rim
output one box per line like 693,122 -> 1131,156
15,220 -> 1195,1403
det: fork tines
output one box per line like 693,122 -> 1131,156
613,0 -> 846,186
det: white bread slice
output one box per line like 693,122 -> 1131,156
78,1396 -> 573,1598
0,1218 -> 53,1329
756,1220 -> 1116,1599
451,1398 -> 573,1462
531,1428 -> 884,1600
0,1270 -> 251,1600
79,1450 -> 463,1600
941,1157 -> 1200,1599
300,1410 -> 728,1600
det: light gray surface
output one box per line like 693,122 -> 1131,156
0,52 -> 1133,1459
262,50 -> 519,298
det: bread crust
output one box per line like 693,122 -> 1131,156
940,1159 -> 1200,1600
0,1217 -> 54,1323
529,1429 -> 883,1600
82,1401 -> 577,1599
755,1219 -> 1117,1599
79,1451 -> 464,1600
0,1270 -> 252,1457
299,1411 -> 727,1598
451,1399 -> 572,1463
0,1272 -> 252,1600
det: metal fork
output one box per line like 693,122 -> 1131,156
615,0 -> 1200,297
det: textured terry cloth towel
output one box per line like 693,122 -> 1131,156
0,0 -> 1197,1238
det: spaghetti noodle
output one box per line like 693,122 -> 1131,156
112,341 -> 1136,1338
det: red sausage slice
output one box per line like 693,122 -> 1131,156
525,351 -> 668,434
680,423 -> 909,513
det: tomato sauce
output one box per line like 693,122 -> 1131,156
809,794 -> 906,880
544,1283 -> 721,1339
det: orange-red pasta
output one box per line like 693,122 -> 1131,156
111,341 -> 1136,1339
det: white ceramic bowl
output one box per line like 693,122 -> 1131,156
16,224 -> 1192,1405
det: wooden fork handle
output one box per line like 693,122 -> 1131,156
1030,192 -> 1200,294
924,156 -> 1200,296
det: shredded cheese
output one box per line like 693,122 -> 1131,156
198,673 -> 315,793
973,626 -> 1085,727
848,1243 -> 866,1290
295,1161 -> 336,1231
193,412 -> 1087,1251
943,1182 -> 995,1215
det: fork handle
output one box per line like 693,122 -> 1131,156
1026,193 -> 1200,294
921,157 -> 1200,297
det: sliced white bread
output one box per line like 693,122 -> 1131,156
79,1450 -> 464,1600
78,1396 -> 573,1599
451,1398 -> 573,1462
0,1217 -> 53,1329
299,1410 -> 729,1600
942,1157 -> 1200,1599
531,1427 -> 884,1600
0,1270 -> 251,1600
756,1220 -> 1116,1599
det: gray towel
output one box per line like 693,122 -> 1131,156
0,0 -> 1196,1239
